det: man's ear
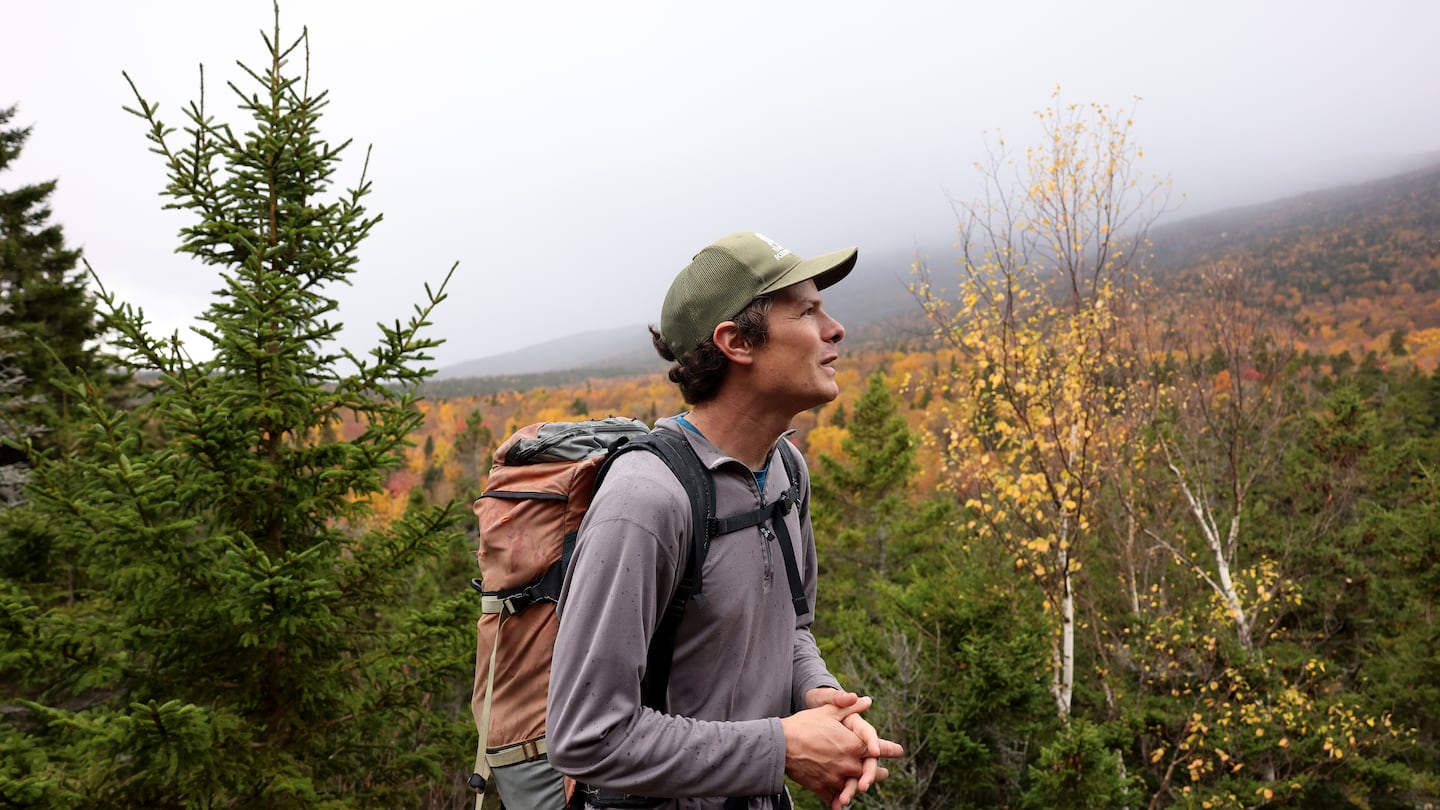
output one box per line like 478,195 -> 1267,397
712,321 -> 756,366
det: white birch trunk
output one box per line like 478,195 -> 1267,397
1053,540 -> 1075,719
1167,455 -> 1253,651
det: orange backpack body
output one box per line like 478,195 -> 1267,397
468,418 -> 650,806
466,417 -> 806,809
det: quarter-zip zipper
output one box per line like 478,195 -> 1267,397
759,523 -> 777,590
751,466 -> 776,591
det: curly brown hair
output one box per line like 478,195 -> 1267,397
651,295 -> 773,404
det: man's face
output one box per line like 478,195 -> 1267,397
748,279 -> 846,413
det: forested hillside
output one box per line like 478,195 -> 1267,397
1150,163 -> 1440,365
410,159 -> 1440,514
427,161 -> 1440,401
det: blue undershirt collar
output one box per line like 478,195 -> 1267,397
674,413 -> 769,492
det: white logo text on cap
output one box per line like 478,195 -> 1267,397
754,233 -> 792,261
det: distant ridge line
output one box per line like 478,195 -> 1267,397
436,155 -> 1440,388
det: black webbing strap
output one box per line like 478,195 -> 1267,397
710,440 -> 809,618
468,529 -> 574,616
710,497 -> 807,618
632,430 -> 713,712
592,432 -> 813,707
724,793 -> 792,810
771,441 -> 810,619
581,433 -> 808,809
593,430 -> 714,713
583,789 -> 787,810
581,790 -> 788,810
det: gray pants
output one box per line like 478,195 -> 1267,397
492,755 -> 567,810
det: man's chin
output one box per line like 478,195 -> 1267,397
815,384 -> 841,407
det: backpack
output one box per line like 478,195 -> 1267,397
466,417 -> 807,810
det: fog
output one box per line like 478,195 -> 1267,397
6,1 -> 1439,368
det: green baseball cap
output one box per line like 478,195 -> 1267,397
660,231 -> 858,357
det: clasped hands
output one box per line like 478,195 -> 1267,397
781,687 -> 904,810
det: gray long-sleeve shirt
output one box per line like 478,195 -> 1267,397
547,418 -> 839,809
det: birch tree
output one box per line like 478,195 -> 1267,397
915,89 -> 1172,719
1144,265 -> 1307,652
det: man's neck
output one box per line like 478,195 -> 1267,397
685,399 -> 791,471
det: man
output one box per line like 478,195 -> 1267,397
548,231 -> 903,810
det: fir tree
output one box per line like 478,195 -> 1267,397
455,407 -> 494,498
0,303 -> 38,507
807,373 -> 1052,810
0,9 -> 471,807
812,372 -> 926,584
0,104 -> 110,456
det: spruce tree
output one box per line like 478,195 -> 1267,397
0,9 -> 471,808
806,372 -> 1052,810
0,302 -> 38,507
811,372 -> 927,585
0,104 -> 109,456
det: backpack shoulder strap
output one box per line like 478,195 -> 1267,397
590,432 -> 812,712
704,438 -> 809,618
594,429 -> 714,712
780,436 -> 802,492
773,439 -> 810,617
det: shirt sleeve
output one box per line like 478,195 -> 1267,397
547,451 -> 787,799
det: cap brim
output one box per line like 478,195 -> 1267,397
759,246 -> 858,295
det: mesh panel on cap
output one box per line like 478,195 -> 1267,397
674,248 -> 758,351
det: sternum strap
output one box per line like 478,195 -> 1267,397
711,496 -> 809,618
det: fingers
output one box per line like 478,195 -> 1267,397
875,738 -> 905,759
839,710 -> 901,796
843,712 -> 904,759
842,712 -> 881,758
837,714 -> 880,793
790,693 -> 902,807
857,753 -> 879,793
780,706 -> 868,803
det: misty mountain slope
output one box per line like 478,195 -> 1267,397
1148,159 -> 1440,287
436,158 -> 1440,386
436,325 -> 665,381
433,247 -> 923,382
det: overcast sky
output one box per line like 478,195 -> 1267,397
7,1 -> 1439,369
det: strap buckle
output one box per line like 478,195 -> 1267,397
485,736 -> 549,767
